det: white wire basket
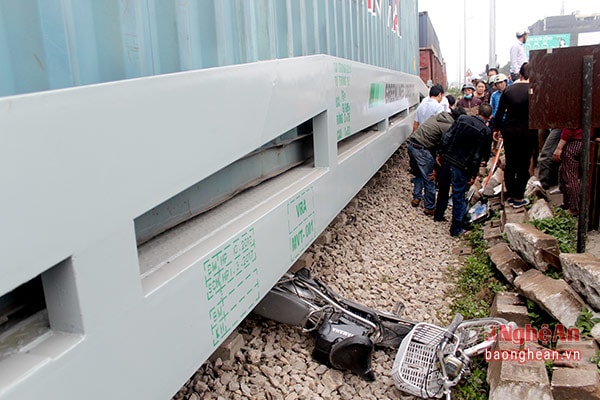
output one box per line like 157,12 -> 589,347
391,323 -> 458,399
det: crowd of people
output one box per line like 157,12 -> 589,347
406,30 -> 591,238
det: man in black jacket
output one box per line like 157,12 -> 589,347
407,105 -> 464,214
434,103 -> 493,237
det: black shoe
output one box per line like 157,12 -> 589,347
511,198 -> 530,209
433,217 -> 447,222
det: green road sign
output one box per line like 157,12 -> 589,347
525,34 -> 571,56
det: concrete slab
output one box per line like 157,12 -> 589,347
487,242 -> 530,284
490,292 -> 530,327
588,230 -> 600,259
551,367 -> 600,400
487,341 -> 552,400
504,223 -> 560,271
514,269 -> 587,328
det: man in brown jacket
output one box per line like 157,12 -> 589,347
407,103 -> 465,215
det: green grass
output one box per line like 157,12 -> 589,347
529,208 -> 577,253
452,358 -> 490,400
450,225 -> 507,320
451,208 -> 578,400
576,307 -> 600,338
449,223 -> 508,400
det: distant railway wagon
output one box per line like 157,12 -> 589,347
0,1 -> 427,399
419,47 -> 447,88
418,11 -> 447,88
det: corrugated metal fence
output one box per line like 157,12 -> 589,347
0,0 -> 419,97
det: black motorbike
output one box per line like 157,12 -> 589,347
253,268 -> 514,399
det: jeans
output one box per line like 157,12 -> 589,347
407,142 -> 436,210
434,163 -> 469,236
538,128 -> 561,189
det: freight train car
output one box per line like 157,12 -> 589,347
0,1 -> 427,399
418,11 -> 447,88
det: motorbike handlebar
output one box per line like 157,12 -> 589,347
444,313 -> 464,340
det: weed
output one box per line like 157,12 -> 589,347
452,358 -> 489,400
450,225 -> 507,319
576,307 -> 600,338
449,223 -> 508,400
590,351 -> 600,373
545,360 -> 555,380
526,301 -> 560,381
544,269 -> 563,280
489,208 -> 501,221
525,195 -> 534,210
465,227 -> 488,257
526,299 -> 543,327
526,300 -> 558,332
452,295 -> 491,319
529,208 -> 577,253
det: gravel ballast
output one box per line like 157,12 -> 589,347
173,146 -> 466,400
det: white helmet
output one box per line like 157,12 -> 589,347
461,83 -> 475,92
516,30 -> 528,38
494,73 -> 508,83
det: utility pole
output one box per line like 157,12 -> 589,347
463,0 -> 467,82
489,0 -> 496,69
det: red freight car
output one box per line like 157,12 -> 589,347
419,12 -> 447,88
419,48 -> 447,89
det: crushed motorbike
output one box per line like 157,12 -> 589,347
253,268 -> 514,399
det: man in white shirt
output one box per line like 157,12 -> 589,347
413,84 -> 444,132
510,31 -> 528,81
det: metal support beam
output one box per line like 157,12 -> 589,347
578,55 -> 594,253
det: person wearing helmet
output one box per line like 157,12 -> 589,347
486,74 -> 497,95
488,73 -> 509,154
486,68 -> 498,83
510,30 -> 528,81
495,62 -> 537,209
456,83 -> 482,115
489,73 -> 508,128
485,68 -> 498,97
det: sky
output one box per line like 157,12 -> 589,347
417,0 -> 600,86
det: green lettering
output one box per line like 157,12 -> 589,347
291,230 -> 304,252
296,199 -> 307,217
